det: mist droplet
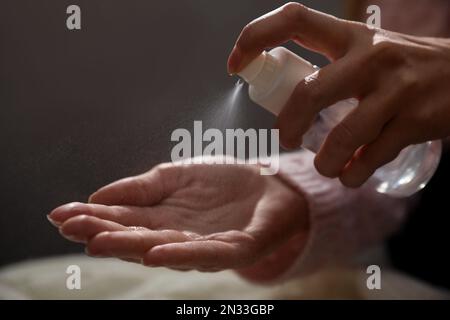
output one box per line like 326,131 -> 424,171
197,79 -> 245,132
230,79 -> 244,106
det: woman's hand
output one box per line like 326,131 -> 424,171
48,158 -> 308,276
228,2 -> 450,188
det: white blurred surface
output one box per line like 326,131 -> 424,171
0,254 -> 448,300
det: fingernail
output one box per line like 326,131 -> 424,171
48,202 -> 84,223
47,215 -> 61,227
88,189 -> 102,203
280,137 -> 302,151
58,228 -> 87,244
63,234 -> 82,242
227,46 -> 242,75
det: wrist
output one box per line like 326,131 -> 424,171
235,232 -> 309,283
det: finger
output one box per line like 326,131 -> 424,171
142,240 -> 250,271
339,120 -> 409,188
86,230 -> 192,259
59,215 -> 127,243
314,92 -> 394,178
120,258 -> 142,264
89,164 -> 180,206
275,59 -> 358,149
48,202 -> 165,228
228,2 -> 352,74
167,267 -> 193,272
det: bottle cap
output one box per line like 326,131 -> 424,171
238,52 -> 267,83
238,51 -> 279,93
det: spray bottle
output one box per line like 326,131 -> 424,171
238,47 -> 442,197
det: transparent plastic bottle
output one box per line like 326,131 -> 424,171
238,47 -> 442,198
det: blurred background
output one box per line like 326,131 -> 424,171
0,0 -> 342,267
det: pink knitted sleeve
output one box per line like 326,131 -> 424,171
275,150 -> 410,278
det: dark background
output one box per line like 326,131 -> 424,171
0,1 -> 342,266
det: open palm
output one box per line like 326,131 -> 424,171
48,159 -> 308,272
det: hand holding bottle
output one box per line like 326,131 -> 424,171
227,2 -> 450,188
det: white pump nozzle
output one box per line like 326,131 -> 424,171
237,52 -> 267,84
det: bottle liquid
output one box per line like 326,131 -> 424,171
238,47 -> 442,198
